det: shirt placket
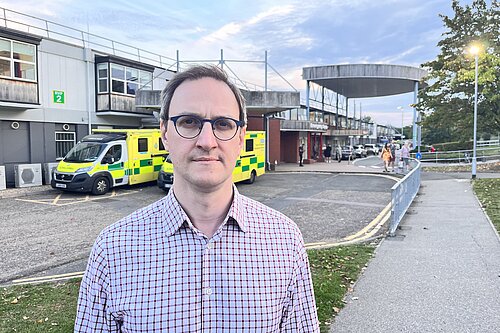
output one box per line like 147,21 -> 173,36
201,239 -> 215,331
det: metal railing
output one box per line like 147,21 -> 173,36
413,146 -> 500,164
389,158 -> 421,236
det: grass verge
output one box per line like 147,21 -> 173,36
308,245 -> 375,332
473,178 -> 500,233
1,245 -> 374,333
0,279 -> 80,332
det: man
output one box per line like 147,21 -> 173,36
75,65 -> 319,332
299,144 -> 304,166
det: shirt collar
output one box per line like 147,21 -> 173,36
162,184 -> 247,237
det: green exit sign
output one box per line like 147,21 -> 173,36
53,90 -> 65,104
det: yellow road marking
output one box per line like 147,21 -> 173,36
15,190 -> 138,206
11,271 -> 85,285
343,203 -> 392,241
51,193 -> 62,205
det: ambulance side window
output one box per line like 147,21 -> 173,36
158,138 -> 165,151
138,138 -> 148,153
245,139 -> 253,152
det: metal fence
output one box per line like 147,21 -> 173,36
413,146 -> 500,164
389,158 -> 421,236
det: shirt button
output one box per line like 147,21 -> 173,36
207,243 -> 214,250
204,288 -> 212,296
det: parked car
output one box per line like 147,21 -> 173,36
353,144 -> 367,158
364,143 -> 379,155
341,146 -> 355,160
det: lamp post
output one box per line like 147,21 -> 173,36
470,45 -> 480,179
397,106 -> 404,138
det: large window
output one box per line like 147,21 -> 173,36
0,37 -> 36,81
55,132 -> 76,159
98,62 -> 152,96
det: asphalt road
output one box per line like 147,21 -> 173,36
0,172 -> 396,284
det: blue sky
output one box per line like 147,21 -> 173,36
3,0 -> 474,126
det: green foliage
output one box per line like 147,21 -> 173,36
418,0 -> 500,144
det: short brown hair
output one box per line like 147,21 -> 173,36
160,65 -> 247,124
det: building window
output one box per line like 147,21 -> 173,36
55,132 -> 76,158
102,63 -> 152,96
97,63 -> 108,93
0,37 -> 36,81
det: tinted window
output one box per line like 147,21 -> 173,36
138,138 -> 148,152
245,139 -> 253,152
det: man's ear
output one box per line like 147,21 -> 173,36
160,120 -> 169,151
238,126 -> 247,150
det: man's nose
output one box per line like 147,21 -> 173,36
196,121 -> 217,148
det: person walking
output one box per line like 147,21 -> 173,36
381,142 -> 393,172
389,140 -> 397,172
401,141 -> 411,172
299,144 -> 304,166
75,65 -> 319,332
324,144 -> 332,163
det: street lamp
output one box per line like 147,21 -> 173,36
397,106 -> 404,139
469,44 -> 480,179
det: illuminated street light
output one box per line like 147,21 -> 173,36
469,44 -> 480,179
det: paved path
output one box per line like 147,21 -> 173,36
330,176 -> 500,332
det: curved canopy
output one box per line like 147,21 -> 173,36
302,64 -> 427,98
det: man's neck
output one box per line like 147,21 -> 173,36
172,180 -> 234,238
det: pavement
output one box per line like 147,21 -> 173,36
329,173 -> 500,332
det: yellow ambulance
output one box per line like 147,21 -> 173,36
51,129 -> 166,195
157,131 -> 266,191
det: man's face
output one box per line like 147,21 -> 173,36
160,77 -> 245,191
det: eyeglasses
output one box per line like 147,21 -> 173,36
169,115 -> 245,141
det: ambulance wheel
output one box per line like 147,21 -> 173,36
92,177 -> 109,195
246,170 -> 256,184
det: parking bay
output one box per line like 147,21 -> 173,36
0,173 -> 395,284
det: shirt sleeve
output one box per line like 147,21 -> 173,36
74,235 -> 120,332
281,240 -> 320,332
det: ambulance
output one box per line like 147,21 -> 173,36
157,131 -> 266,191
51,129 -> 166,195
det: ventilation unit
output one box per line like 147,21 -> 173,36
14,164 -> 43,188
43,162 -> 60,185
0,166 -> 6,190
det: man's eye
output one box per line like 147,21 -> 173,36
215,118 -> 234,130
179,116 -> 200,127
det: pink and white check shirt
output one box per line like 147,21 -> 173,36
75,186 -> 319,332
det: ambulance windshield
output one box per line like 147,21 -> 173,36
64,142 -> 106,163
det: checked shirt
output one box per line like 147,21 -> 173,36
75,186 -> 319,332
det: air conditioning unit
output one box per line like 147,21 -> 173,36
0,166 -> 6,190
43,162 -> 60,185
14,163 -> 43,188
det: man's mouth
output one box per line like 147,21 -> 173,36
192,157 -> 220,162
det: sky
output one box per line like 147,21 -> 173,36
0,0 -> 475,126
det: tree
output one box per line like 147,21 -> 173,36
418,0 -> 499,144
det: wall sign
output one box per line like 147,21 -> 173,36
53,90 -> 65,104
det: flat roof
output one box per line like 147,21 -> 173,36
302,64 -> 427,98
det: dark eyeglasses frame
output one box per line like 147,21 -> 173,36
169,115 -> 245,141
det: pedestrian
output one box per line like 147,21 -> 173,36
74,65 -> 319,332
337,144 -> 342,163
401,141 -> 411,172
381,142 -> 392,172
324,144 -> 332,163
389,140 -> 397,172
299,144 -> 304,166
